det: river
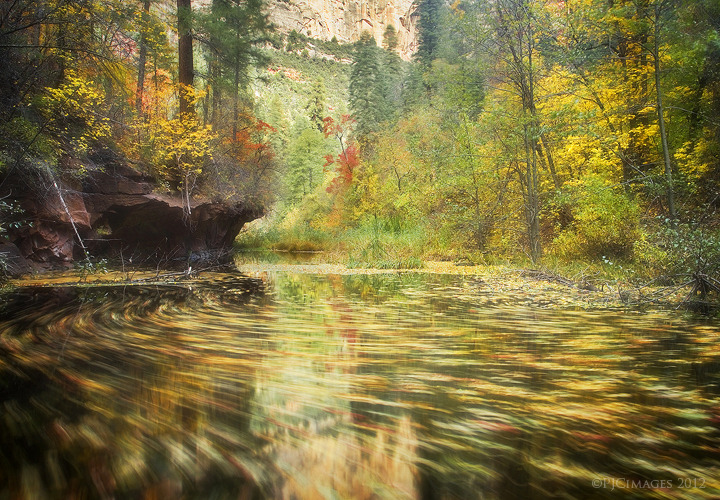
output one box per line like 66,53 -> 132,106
1,266 -> 719,499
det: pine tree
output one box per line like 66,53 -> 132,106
383,24 -> 399,52
349,32 -> 383,141
416,0 -> 443,67
200,0 -> 270,138
307,79 -> 327,133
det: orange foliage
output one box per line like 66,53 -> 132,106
227,115 -> 277,165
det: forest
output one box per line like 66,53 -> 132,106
4,2 -> 720,498
1,0 -> 720,289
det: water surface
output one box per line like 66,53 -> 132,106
1,271 -> 720,499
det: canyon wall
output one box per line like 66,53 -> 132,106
267,0 -> 419,60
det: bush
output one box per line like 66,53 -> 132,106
650,222 -> 720,278
551,176 -> 641,261
236,223 -> 332,253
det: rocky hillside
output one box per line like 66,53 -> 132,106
266,0 -> 419,60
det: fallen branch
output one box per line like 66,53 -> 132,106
521,268 -> 600,291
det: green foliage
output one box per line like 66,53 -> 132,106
416,0 -> 445,67
306,79 -> 327,132
0,117 -> 58,170
550,176 -> 641,261
237,223 -> 332,253
344,217 -> 426,269
383,25 -> 399,52
285,127 -> 328,204
648,222 -> 720,278
349,32 -> 384,140
286,30 -> 307,52
256,48 -> 350,128
0,200 -> 24,238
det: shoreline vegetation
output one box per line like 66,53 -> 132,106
1,1 -> 719,317
5,247 -> 716,315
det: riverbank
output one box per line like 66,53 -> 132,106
4,257 -> 700,313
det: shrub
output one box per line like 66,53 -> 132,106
551,176 -> 641,261
652,222 -> 720,278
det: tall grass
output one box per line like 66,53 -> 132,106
236,216 -> 428,269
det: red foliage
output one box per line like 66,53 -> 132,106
325,142 -> 358,194
227,115 -> 277,163
322,114 -> 355,139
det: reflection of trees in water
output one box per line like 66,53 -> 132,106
3,274 -> 720,498
0,281 -> 271,498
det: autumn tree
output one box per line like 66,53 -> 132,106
488,0 -> 547,262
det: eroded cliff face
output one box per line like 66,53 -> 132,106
0,154 -> 262,274
267,0 -> 419,60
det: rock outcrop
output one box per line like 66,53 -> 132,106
267,0 -> 419,60
1,159 -> 262,274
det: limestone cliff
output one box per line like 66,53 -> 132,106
267,0 -> 419,60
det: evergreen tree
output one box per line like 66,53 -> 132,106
416,0 -> 444,67
383,24 -> 399,52
286,126 -> 327,203
349,32 -> 383,142
200,0 -> 270,138
306,79 -> 327,133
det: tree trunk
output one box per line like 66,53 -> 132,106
538,133 -> 560,190
232,59 -> 240,142
211,58 -> 221,130
136,0 -> 151,118
653,0 -> 676,222
210,0 -> 221,130
177,0 -> 194,117
496,0 -> 542,263
524,29 -> 541,262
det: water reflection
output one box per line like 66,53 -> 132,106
1,272 -> 720,499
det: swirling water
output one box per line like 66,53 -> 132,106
1,270 -> 720,499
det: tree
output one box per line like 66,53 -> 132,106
383,24 -> 399,52
490,0 -> 546,262
135,0 -> 152,117
154,115 -> 214,218
416,0 -> 444,67
200,0 -> 270,139
306,79 -> 327,133
177,0 -> 194,116
650,0 -> 676,221
286,127 -> 327,203
349,32 -> 382,142
349,31 -> 400,146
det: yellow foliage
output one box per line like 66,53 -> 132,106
41,71 -> 111,153
674,139 -> 712,184
153,115 -> 215,181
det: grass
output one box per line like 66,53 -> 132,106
236,217 -> 429,269
236,224 -> 333,253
